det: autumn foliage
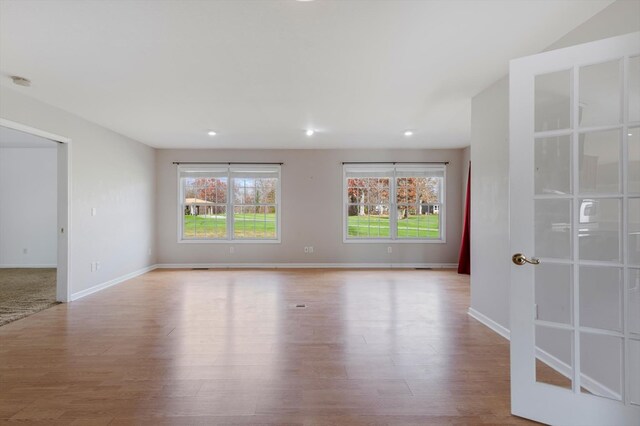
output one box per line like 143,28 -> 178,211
347,177 -> 440,218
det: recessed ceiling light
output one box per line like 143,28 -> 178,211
207,130 -> 217,136
305,129 -> 315,136
403,130 -> 414,137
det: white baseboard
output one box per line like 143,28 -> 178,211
467,307 -> 620,400
535,347 -> 572,378
156,262 -> 458,269
467,307 -> 511,339
535,347 -> 620,401
70,264 -> 157,301
0,264 -> 57,268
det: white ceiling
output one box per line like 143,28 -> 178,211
0,126 -> 58,148
0,0 -> 613,150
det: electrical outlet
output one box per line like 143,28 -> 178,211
304,246 -> 309,253
229,247 -> 235,254
308,246 -> 314,253
22,248 -> 28,254
387,246 -> 392,254
91,207 -> 97,216
90,262 -> 95,272
96,261 -> 101,271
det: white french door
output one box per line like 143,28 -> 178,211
509,32 -> 640,425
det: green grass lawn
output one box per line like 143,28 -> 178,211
184,213 -> 439,240
184,214 -> 277,239
347,214 -> 440,238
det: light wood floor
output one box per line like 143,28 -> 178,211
0,269 -> 540,425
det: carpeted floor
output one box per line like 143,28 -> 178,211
0,268 -> 59,326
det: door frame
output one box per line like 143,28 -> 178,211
0,118 -> 72,302
509,32 -> 640,425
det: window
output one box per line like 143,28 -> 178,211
344,164 -> 445,242
179,165 -> 280,242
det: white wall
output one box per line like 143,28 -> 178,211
461,146 -> 470,218
0,147 -> 57,267
470,76 -> 511,328
470,0 -> 640,330
0,87 -> 156,297
156,148 -> 465,266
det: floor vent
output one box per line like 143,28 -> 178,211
192,268 -> 209,270
295,304 -> 307,308
415,267 -> 433,270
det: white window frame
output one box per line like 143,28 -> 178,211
177,164 -> 281,243
342,163 -> 446,244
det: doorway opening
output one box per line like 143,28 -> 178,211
0,119 -> 71,326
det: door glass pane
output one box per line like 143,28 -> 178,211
579,59 -> 621,127
630,127 -> 640,194
535,199 -> 571,259
535,135 -> 571,195
535,263 -> 572,325
630,56 -> 640,123
630,198 -> 640,266
536,325 -> 572,390
579,198 -> 620,263
579,129 -> 621,194
535,70 -> 571,132
630,339 -> 640,405
630,268 -> 640,336
580,333 -> 622,401
579,266 -> 622,332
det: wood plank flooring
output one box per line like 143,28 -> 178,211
0,269 -> 539,425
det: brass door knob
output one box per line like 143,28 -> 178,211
512,253 -> 540,266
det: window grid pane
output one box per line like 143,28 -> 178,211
347,204 -> 390,238
183,176 -> 229,240
233,205 -> 277,239
396,175 -> 442,239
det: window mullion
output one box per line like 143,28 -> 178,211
390,169 -> 397,240
227,169 -> 233,241
179,176 -> 184,240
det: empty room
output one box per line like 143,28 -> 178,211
0,0 -> 638,425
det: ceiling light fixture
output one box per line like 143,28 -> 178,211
629,133 -> 634,137
403,130 -> 414,137
305,129 -> 315,136
207,130 -> 217,136
10,75 -> 31,87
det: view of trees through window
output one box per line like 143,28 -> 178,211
181,167 -> 279,240
181,164 -> 442,242
183,177 -> 228,238
232,177 -> 277,239
346,168 -> 443,239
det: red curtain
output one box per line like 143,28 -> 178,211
458,162 -> 471,275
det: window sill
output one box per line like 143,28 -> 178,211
178,239 -> 281,244
343,238 -> 446,244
